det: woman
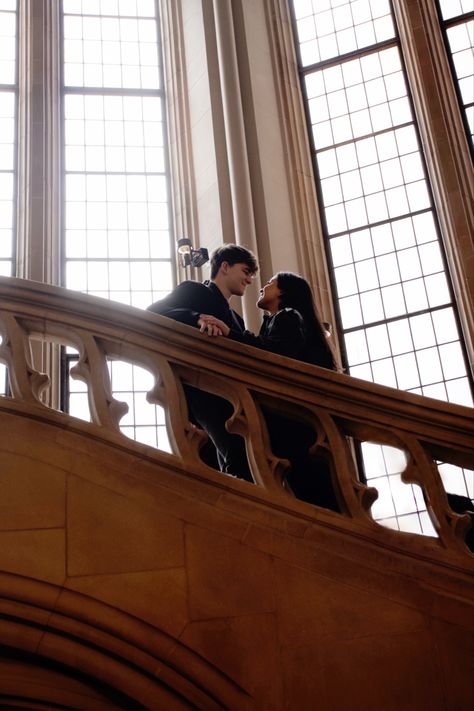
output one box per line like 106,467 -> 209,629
199,271 -> 336,368
199,272 -> 340,511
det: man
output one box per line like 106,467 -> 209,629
147,244 -> 258,482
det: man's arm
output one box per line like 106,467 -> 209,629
148,282 -> 217,328
229,309 -> 306,359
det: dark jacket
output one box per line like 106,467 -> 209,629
147,280 -> 245,333
230,308 -> 336,370
147,279 -> 253,481
148,284 -> 334,370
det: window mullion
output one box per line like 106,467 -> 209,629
16,0 -> 62,409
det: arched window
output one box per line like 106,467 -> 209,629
6,1 -> 174,447
289,0 -> 473,534
60,0 -> 174,449
62,0 -> 174,308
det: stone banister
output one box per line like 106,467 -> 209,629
1,275 -> 473,569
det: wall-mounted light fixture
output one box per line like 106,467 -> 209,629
177,238 -> 209,268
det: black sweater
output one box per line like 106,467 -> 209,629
148,284 -> 334,370
230,308 -> 336,370
147,280 -> 245,332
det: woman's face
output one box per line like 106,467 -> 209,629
257,276 -> 282,313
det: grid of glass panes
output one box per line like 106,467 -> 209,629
0,0 -> 16,278
0,0 -> 17,397
361,442 -> 473,536
291,0 -> 473,535
437,0 -> 474,147
67,356 -> 170,451
62,0 -> 173,450
361,443 -> 436,536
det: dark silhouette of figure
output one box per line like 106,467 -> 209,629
148,244 -> 258,482
199,271 -> 340,511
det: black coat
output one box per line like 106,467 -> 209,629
147,285 -> 338,500
230,308 -> 336,370
147,280 -> 252,481
230,308 -> 339,511
147,280 -> 245,333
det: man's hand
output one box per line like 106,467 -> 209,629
198,314 -> 230,337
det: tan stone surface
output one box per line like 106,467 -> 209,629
0,392 -> 472,709
273,559 -> 440,710
67,475 -> 185,576
185,523 -> 276,620
274,561 -> 427,644
317,629 -> 444,711
181,613 -> 282,711
66,568 -> 189,637
0,617 -> 46,656
431,618 -> 474,711
36,630 -> 181,711
0,450 -> 65,530
0,413 -> 75,473
0,529 -> 65,584
0,659 -> 119,711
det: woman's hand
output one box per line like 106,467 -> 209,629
198,314 -> 230,337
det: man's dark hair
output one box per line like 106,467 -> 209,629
210,244 -> 258,279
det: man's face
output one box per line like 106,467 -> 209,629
221,261 -> 254,296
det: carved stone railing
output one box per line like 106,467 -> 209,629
1,276 -> 473,567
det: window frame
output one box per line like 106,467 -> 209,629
435,2 -> 474,160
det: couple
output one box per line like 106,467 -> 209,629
148,244 -> 339,510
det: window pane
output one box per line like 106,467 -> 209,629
62,0 -> 174,450
294,0 -> 394,67
0,3 -> 16,282
439,5 -> 474,149
291,0 -> 473,538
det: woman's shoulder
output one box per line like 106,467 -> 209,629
270,307 -> 304,328
272,307 -> 304,322
265,308 -> 305,337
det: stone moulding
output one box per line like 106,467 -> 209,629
0,572 -> 250,710
0,275 -> 473,567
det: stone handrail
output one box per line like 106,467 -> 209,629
0,276 -> 473,567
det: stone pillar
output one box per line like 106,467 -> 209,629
16,0 -> 61,406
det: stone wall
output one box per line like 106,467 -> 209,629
1,404 -> 472,710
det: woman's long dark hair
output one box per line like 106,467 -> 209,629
276,271 -> 337,369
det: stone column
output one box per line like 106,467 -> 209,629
212,0 -> 262,331
16,0 -> 61,406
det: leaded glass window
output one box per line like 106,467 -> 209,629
290,0 -> 473,535
0,0 -> 17,396
437,0 -> 474,149
62,0 -> 173,450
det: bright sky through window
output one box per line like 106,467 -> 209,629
0,0 -> 17,397
0,0 -> 16,279
438,0 -> 474,148
62,0 -> 172,451
62,0 -> 173,309
291,0 -> 473,537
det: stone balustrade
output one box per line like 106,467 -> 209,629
0,275 -> 473,566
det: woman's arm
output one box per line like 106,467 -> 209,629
230,309 -> 306,359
